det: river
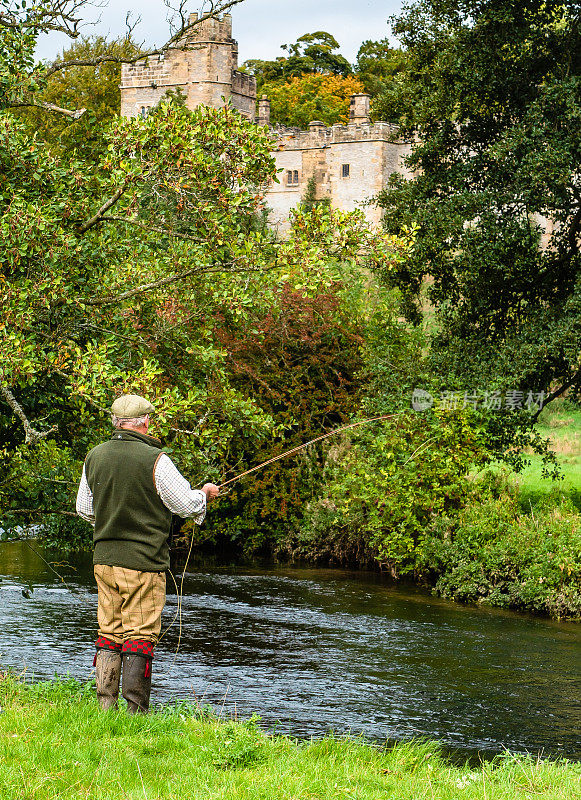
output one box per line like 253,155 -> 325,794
1,540 -> 579,760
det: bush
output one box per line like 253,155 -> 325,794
297,408 -> 486,575
422,491 -> 581,619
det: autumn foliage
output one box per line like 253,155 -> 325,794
208,284 -> 366,554
261,73 -> 366,128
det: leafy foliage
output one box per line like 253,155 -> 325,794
242,31 -> 352,91
15,35 -> 142,158
377,0 -> 581,464
422,491 -> 581,620
355,39 -> 408,121
260,73 -> 365,128
0,4 -> 407,548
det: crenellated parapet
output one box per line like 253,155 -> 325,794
119,15 -> 413,235
271,121 -> 402,151
265,113 -> 412,232
120,13 -> 256,120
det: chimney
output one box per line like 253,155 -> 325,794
257,95 -> 270,126
349,93 -> 370,124
188,12 -> 198,24
308,120 -> 326,134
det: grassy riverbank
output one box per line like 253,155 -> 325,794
514,401 -> 581,510
1,677 -> 579,800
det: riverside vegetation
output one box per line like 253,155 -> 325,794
1,1 -> 580,620
1,675 -> 580,800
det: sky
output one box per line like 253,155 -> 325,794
35,0 -> 405,65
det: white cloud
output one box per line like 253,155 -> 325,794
34,0 -> 404,65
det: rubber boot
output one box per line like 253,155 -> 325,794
95,649 -> 122,710
121,653 -> 152,714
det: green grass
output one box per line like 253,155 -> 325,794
1,676 -> 580,800
513,401 -> 581,510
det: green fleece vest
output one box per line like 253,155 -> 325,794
85,430 -> 172,572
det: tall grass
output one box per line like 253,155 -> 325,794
1,676 -> 579,799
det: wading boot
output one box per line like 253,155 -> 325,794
94,638 -> 122,710
121,640 -> 154,714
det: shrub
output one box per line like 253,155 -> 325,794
298,408 -> 486,575
422,492 -> 581,619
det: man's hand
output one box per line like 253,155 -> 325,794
201,483 -> 220,503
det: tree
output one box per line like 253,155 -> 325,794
355,39 -> 408,121
281,32 -> 352,77
0,3 -> 405,545
242,31 -> 352,91
260,73 -> 365,128
15,35 -> 142,156
377,0 -> 581,465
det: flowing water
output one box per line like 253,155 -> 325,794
1,540 -> 580,760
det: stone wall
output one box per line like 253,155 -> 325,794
119,17 -> 413,232
121,52 -> 188,118
265,123 -> 412,230
231,71 -> 257,119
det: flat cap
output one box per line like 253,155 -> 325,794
111,394 -> 155,419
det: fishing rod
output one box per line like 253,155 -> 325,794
164,413 -> 404,655
7,414 -> 418,666
215,412 -> 402,495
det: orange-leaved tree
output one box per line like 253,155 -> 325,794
261,73 -> 365,128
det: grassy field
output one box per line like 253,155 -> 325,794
1,676 -> 580,800
514,400 -> 581,510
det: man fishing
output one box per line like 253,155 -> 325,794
75,394 -> 219,713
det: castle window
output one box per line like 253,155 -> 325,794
287,170 -> 299,186
140,106 -> 148,119
342,163 -> 350,178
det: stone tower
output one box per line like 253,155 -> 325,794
120,13 -> 256,120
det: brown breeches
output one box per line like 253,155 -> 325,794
94,564 -> 166,645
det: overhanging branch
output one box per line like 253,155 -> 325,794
83,260 -> 276,307
0,385 -> 57,445
8,101 -> 87,119
78,187 -> 126,234
100,214 -> 203,243
531,367 -> 581,422
43,0 -> 247,77
6,507 -> 78,519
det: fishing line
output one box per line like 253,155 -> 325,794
172,533 -> 195,663
157,568 -> 181,646
23,540 -> 67,584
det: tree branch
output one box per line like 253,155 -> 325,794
1,0 -> 103,38
83,263 -> 232,306
531,367 -> 581,422
6,508 -> 78,519
43,0 -> 247,77
78,187 -> 125,234
83,259 -> 276,307
9,100 -> 87,119
170,410 -> 210,435
0,385 -> 57,445
10,102 -> 87,119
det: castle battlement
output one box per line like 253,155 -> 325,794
272,121 -> 402,150
232,70 -> 257,97
186,12 -> 233,42
120,13 -> 411,233
120,13 -> 256,120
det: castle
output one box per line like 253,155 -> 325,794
120,14 -> 411,229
